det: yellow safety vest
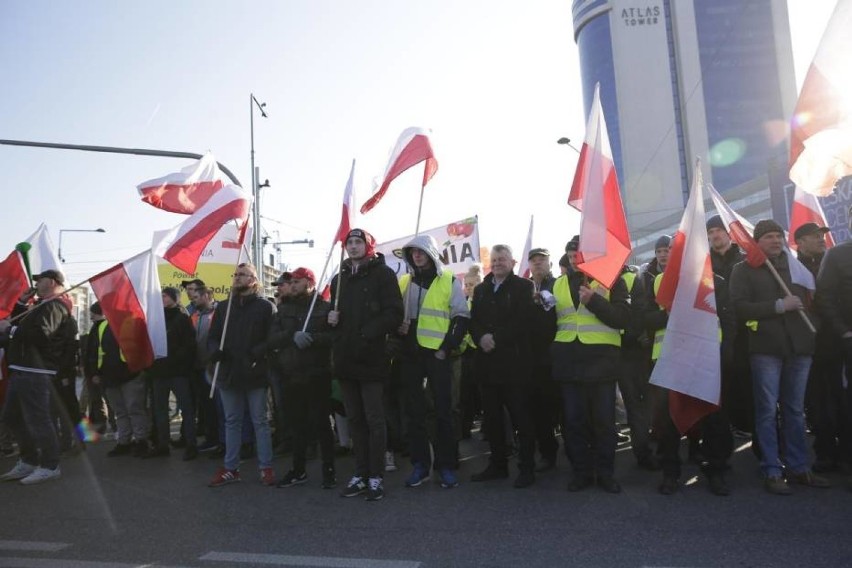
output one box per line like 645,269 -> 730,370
400,271 -> 453,349
651,273 -> 666,360
96,320 -> 126,368
553,276 -> 621,347
620,272 -> 637,337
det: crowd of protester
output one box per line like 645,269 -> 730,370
1,216 -> 850,500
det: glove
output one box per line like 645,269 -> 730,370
293,331 -> 314,350
209,349 -> 226,364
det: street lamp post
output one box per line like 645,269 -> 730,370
556,137 -> 582,154
250,94 -> 268,287
58,228 -> 106,263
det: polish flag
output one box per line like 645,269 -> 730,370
333,159 -> 357,243
0,249 -> 29,320
23,223 -> 62,276
138,152 -> 227,214
788,186 -> 835,249
89,251 -> 167,373
708,184 -> 815,291
568,83 -> 631,288
517,215 -> 534,279
360,127 -> 438,214
789,0 -> 852,196
153,184 -> 251,274
651,168 -> 720,433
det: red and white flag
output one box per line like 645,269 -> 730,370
360,127 -> 438,214
789,0 -> 852,196
788,186 -> 835,250
517,215 -> 534,279
333,159 -> 357,243
89,251 -> 167,373
651,168 -> 720,433
568,83 -> 631,288
153,184 -> 251,274
138,152 -> 227,214
708,184 -> 814,291
23,223 -> 62,276
0,250 -> 29,320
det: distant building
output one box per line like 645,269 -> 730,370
571,0 -> 798,259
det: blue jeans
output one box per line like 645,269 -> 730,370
750,354 -> 811,477
1,370 -> 60,469
219,386 -> 273,471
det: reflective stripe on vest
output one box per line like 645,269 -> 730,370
96,320 -> 125,369
399,271 -> 453,349
552,276 -> 621,347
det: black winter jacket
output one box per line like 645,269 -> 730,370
816,241 -> 852,338
208,292 -> 277,389
84,321 -> 138,387
148,306 -> 196,379
268,294 -> 334,383
2,297 -> 73,373
330,253 -> 403,381
470,272 -> 535,385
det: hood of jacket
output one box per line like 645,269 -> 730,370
402,234 -> 444,276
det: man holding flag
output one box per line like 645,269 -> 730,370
729,220 -> 830,495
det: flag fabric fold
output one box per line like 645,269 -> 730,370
138,152 -> 226,214
23,223 -> 62,276
707,185 -> 814,291
789,0 -> 852,197
333,159 -> 357,243
568,83 -> 631,288
517,215 -> 534,279
788,187 -> 835,249
89,251 -> 167,373
0,250 -> 29,320
360,127 -> 438,214
650,168 -> 721,433
153,184 -> 252,274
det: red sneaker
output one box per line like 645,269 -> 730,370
208,467 -> 240,487
260,467 -> 276,487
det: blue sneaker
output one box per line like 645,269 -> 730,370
439,468 -> 459,489
404,463 -> 431,487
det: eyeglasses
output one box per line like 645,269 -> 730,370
232,272 -> 254,278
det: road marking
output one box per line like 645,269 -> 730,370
200,551 -> 422,568
0,541 -> 70,552
0,558 -> 193,568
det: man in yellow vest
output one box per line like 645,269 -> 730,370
397,235 -> 470,489
551,236 -> 630,493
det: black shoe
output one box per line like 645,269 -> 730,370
197,441 -> 220,453
182,446 -> 198,461
277,469 -> 308,488
142,445 -> 170,459
659,476 -> 679,495
597,476 -> 621,494
637,455 -> 661,471
513,471 -> 535,489
132,441 -> 150,458
341,476 -> 367,497
470,464 -> 509,482
566,474 -> 593,492
321,465 -> 337,489
365,477 -> 384,501
535,457 -> 556,473
107,443 -> 133,458
708,474 -> 730,496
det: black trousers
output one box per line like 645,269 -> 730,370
530,365 -> 560,461
617,347 -> 655,461
481,382 -> 535,473
283,378 -> 334,472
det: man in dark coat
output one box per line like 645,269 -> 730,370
267,267 -> 337,489
729,219 -> 830,495
469,244 -> 537,488
328,229 -> 404,501
207,263 -> 278,488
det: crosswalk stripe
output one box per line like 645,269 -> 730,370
199,551 -> 422,568
0,541 -> 70,552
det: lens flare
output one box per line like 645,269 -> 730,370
709,138 -> 746,167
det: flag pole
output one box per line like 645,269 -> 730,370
4,278 -> 92,324
301,240 -> 337,331
402,181 -> 427,323
208,244 -> 245,398
333,243 -> 345,311
762,260 -> 817,333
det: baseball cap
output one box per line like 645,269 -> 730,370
32,269 -> 65,286
290,267 -> 316,283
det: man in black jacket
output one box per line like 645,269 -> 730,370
0,269 -> 73,485
268,267 -> 337,489
729,219 -> 830,495
469,244 -> 537,489
328,229 -> 403,501
815,206 -> 852,481
208,263 -> 278,488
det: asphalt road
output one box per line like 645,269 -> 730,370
0,432 -> 849,568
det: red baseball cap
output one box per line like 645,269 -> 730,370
290,267 -> 316,283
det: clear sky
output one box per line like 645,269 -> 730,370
0,0 -> 837,284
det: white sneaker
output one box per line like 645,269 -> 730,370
1,460 -> 36,481
384,451 -> 398,472
19,467 -> 61,485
